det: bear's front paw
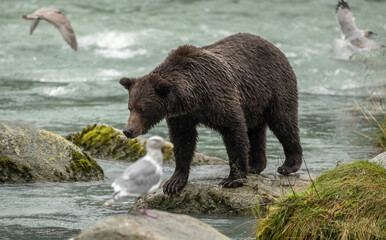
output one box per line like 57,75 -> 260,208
218,178 -> 247,188
163,176 -> 187,195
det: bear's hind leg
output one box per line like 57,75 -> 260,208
266,104 -> 303,175
163,115 -> 198,195
247,123 -> 267,174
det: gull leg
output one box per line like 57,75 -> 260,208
142,196 -> 157,218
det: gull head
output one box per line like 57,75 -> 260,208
363,30 -> 377,37
146,136 -> 173,151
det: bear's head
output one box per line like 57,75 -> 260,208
119,74 -> 172,139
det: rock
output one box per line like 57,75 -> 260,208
191,152 -> 227,166
0,121 -> 104,184
134,168 -> 312,215
73,211 -> 230,240
66,124 -> 151,162
369,151 -> 386,168
66,124 -> 227,165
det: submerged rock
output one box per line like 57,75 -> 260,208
0,121 -> 104,184
73,210 -> 230,240
66,124 -> 227,165
134,169 -> 311,215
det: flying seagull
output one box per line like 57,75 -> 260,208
104,136 -> 173,218
22,8 -> 78,51
333,0 -> 383,60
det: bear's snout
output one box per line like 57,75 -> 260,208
123,129 -> 135,139
123,110 -> 145,138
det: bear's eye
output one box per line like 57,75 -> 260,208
136,107 -> 145,114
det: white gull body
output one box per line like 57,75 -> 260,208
104,136 -> 173,217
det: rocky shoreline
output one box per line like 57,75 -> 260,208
2,121 -> 384,239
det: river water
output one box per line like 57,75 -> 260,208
0,0 -> 385,239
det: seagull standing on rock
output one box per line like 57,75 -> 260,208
22,8 -> 78,51
104,136 -> 173,218
333,0 -> 383,60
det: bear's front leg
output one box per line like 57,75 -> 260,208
216,123 -> 249,188
163,115 -> 198,195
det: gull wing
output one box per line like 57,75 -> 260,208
57,21 -> 78,51
112,158 -> 162,195
350,37 -> 382,50
335,0 -> 362,40
39,9 -> 78,51
30,19 -> 40,35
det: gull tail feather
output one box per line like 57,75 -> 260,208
333,39 -> 353,60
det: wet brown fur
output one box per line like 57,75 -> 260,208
120,33 -> 303,195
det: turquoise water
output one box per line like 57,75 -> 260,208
1,0 -> 385,239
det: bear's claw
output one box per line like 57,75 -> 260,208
218,178 -> 247,188
163,176 -> 187,195
277,164 -> 300,175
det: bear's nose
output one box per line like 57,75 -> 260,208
123,129 -> 134,138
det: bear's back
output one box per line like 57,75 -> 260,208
202,33 -> 297,107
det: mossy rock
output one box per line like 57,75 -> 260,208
67,124 -> 162,162
0,121 -> 104,184
66,124 -> 227,165
255,161 -> 386,240
134,170 -> 311,216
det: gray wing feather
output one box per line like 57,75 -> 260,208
336,1 -> 361,40
113,159 -> 161,195
30,19 -> 39,35
351,37 -> 381,49
42,11 -> 77,51
58,22 -> 77,51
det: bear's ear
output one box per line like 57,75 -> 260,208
119,77 -> 135,89
154,80 -> 172,98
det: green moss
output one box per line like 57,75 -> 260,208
126,138 -> 136,148
256,161 -> 386,240
0,157 -> 22,173
123,139 -> 145,161
69,150 -> 104,180
69,124 -> 174,163
0,158 -> 33,182
22,165 -> 30,172
75,125 -> 118,150
70,150 -> 94,172
162,146 -> 174,162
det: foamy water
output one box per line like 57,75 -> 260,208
79,30 -> 148,59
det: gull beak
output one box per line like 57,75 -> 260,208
163,142 -> 174,149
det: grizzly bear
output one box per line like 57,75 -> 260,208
120,33 -> 302,195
